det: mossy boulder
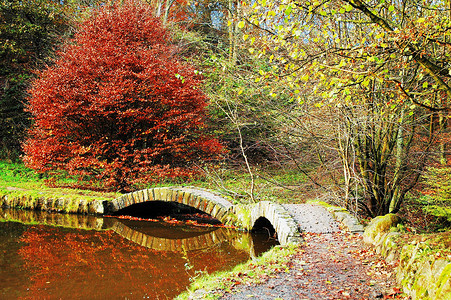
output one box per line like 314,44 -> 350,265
363,213 -> 402,244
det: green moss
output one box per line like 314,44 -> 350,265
232,204 -> 253,229
436,263 -> 451,298
363,214 -> 401,244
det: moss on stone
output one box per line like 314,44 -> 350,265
363,213 -> 401,244
232,204 -> 253,229
436,263 -> 451,299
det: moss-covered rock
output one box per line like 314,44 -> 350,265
363,213 -> 401,244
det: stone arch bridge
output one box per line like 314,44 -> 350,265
105,187 -> 302,245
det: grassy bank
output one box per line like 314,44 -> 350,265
0,161 -> 120,201
175,243 -> 300,300
0,161 -> 312,205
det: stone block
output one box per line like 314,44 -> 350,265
205,201 -> 215,215
210,204 -> 221,220
182,192 -> 191,205
88,200 -> 104,215
137,190 -> 145,203
153,188 -> 161,201
168,189 -> 177,202
160,188 -> 168,201
135,231 -> 144,246
176,191 -> 186,204
147,189 -> 155,201
166,189 -> 174,203
125,192 -> 134,207
195,197 -> 206,211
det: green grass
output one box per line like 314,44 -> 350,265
0,161 -> 120,201
184,166 -> 311,205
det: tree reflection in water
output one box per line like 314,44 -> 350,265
14,223 -> 250,299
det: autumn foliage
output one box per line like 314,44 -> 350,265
23,0 -> 222,191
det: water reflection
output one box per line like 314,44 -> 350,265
0,208 -> 277,299
112,219 -> 246,252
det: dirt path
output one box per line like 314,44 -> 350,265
219,204 -> 406,300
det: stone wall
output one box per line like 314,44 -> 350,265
0,193 -> 105,214
363,214 -> 451,300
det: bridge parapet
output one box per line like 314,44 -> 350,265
249,201 -> 302,245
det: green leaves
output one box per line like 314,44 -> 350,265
284,5 -> 293,16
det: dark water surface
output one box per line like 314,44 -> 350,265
0,209 -> 276,299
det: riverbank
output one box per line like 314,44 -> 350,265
178,206 -> 451,300
1,162 -> 450,299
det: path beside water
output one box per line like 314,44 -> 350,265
219,204 -> 404,300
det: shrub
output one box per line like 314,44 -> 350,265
23,0 -> 223,191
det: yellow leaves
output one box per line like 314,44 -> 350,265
375,31 -> 385,39
238,21 -> 245,29
417,18 -> 426,23
267,10 -> 276,17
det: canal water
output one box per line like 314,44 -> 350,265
0,208 -> 277,299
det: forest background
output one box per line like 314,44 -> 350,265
0,0 -> 450,232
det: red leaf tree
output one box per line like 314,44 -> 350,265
23,0 -> 222,191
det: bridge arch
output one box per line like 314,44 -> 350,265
105,187 -> 235,224
249,201 -> 302,245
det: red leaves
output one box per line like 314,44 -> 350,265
23,0 -> 223,191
